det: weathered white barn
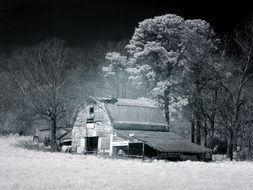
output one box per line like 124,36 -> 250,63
72,97 -> 212,160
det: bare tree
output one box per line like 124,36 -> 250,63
8,38 -> 75,149
218,25 -> 253,160
181,19 -> 219,145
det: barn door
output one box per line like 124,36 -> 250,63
86,137 -> 98,153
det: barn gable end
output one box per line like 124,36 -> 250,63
72,100 -> 112,153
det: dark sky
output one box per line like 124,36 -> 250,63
0,0 -> 252,51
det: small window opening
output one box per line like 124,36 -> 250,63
90,107 -> 94,114
87,118 -> 94,123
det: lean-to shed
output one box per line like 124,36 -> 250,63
72,96 -> 212,160
37,127 -> 72,145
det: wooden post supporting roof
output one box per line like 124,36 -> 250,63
142,142 -> 145,160
109,134 -> 113,156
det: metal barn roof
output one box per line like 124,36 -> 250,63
89,97 -> 168,131
115,130 -> 212,154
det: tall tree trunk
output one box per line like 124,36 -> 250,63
204,120 -> 208,147
145,78 -> 150,98
51,118 -> 58,150
248,139 -> 252,160
248,125 -> 253,159
196,111 -> 202,145
164,89 -> 170,129
195,78 -> 202,145
210,120 -> 215,139
227,131 -> 234,161
191,113 -> 195,143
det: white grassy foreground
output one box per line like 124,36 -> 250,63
0,135 -> 253,190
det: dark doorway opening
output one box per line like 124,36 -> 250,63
86,137 -> 98,153
128,143 -> 143,156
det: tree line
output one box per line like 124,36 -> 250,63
0,14 -> 252,160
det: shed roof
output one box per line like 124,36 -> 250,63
39,127 -> 72,141
39,127 -> 72,132
89,97 -> 168,131
115,130 -> 212,153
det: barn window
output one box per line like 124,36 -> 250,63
87,118 -> 94,123
90,107 -> 94,114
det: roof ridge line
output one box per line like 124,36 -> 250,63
107,104 -> 158,109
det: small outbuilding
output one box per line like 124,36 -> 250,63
72,96 -> 212,160
37,127 -> 72,146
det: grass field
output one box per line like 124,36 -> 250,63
0,135 -> 253,190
